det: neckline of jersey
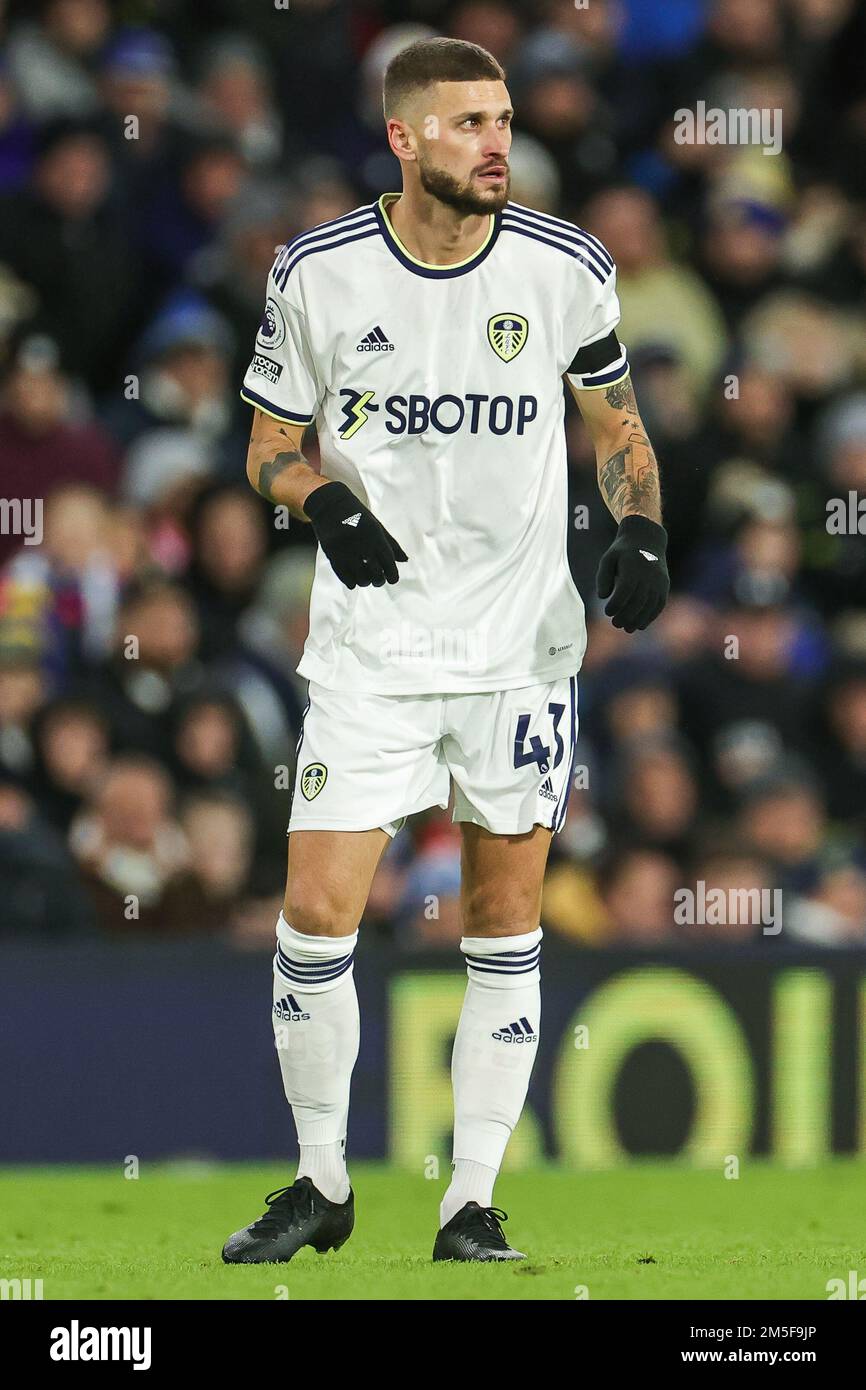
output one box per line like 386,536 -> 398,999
374,193 -> 502,278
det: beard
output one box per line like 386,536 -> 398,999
417,154 -> 510,215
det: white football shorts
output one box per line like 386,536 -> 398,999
288,675 -> 579,837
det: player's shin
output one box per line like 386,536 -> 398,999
441,927 -> 542,1227
272,912 -> 360,1204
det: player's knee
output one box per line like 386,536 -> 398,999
462,890 -> 538,937
283,883 -> 358,937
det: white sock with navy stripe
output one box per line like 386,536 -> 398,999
273,913 -> 359,1204
440,927 -> 542,1228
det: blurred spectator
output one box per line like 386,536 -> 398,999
511,28 -> 617,203
596,848 -> 682,944
195,34 -> 283,168
6,0 -> 111,121
787,863 -> 866,945
179,787 -> 255,922
582,184 -> 729,396
0,57 -> 37,192
394,813 -> 462,949
0,646 -> 45,783
0,337 -> 119,568
136,134 -> 247,293
677,585 -> 821,787
330,23 -> 435,198
168,689 -> 288,891
3,497 -> 113,701
183,485 -> 270,662
194,180 -> 301,387
741,289 -> 863,406
449,1 -> 524,68
678,843 -> 775,944
75,577 -> 204,763
736,764 -> 832,895
0,121 -> 139,389
0,771 -> 94,936
29,695 -> 110,832
608,736 -> 703,863
813,658 -> 866,828
69,754 -> 211,934
97,27 -> 184,184
102,295 -> 244,487
506,130 -> 561,212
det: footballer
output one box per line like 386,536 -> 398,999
222,37 -> 668,1266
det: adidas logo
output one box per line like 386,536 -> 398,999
492,1017 -> 538,1044
539,775 -> 558,802
639,549 -> 659,562
273,993 -> 310,1022
342,513 -> 362,527
356,325 -> 395,352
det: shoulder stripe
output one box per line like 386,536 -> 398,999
272,206 -> 378,285
275,223 -> 380,290
271,210 -> 372,282
505,202 -> 614,270
499,221 -> 607,285
502,207 -> 613,277
284,203 -> 377,257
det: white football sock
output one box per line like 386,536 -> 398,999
440,1159 -> 497,1227
272,913 -> 359,1203
297,1141 -> 350,1205
440,927 -> 542,1228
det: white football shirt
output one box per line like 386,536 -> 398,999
241,193 -> 629,694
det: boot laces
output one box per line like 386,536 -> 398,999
474,1206 -> 509,1246
250,1183 -> 315,1237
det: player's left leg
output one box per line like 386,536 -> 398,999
433,676 -> 578,1261
433,822 -> 551,1262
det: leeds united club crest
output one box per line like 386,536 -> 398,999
487,313 -> 528,363
300,763 -> 328,800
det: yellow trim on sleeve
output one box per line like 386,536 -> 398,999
239,389 -> 315,426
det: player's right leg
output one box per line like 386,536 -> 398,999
223,827 -> 388,1265
223,680 -> 449,1264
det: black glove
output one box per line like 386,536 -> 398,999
596,514 -> 670,632
303,480 -> 408,589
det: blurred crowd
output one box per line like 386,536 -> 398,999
1,0 -> 866,948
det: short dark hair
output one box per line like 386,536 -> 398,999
383,37 -> 505,119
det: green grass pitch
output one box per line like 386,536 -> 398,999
2,1160 -> 864,1301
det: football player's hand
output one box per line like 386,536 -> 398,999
596,514 -> 670,632
303,480 -> 408,589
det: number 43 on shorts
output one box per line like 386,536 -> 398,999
513,702 -> 566,776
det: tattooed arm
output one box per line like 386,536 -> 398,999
566,370 -> 669,631
245,407 -> 327,518
245,406 -> 408,587
566,373 -> 663,524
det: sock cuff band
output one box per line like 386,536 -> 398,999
460,926 -> 542,957
460,926 -> 542,984
277,912 -> 358,958
275,913 -> 358,991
